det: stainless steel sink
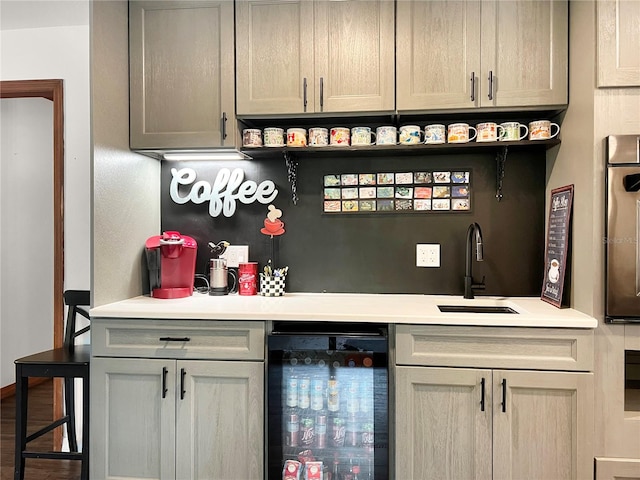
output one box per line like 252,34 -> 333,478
437,305 -> 519,314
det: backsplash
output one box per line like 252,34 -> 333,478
161,150 -> 545,296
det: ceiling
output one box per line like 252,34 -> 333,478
1,0 -> 89,31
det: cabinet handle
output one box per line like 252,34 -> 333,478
319,77 -> 324,111
501,378 -> 507,412
159,337 -> 191,342
488,70 -> 494,101
180,368 -> 186,400
480,377 -> 485,411
222,111 -> 228,140
303,77 -> 308,112
162,366 -> 168,399
470,72 -> 475,102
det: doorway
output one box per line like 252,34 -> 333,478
0,79 -> 64,448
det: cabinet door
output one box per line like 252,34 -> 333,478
314,0 -> 395,113
396,0 -> 481,111
175,360 -> 264,480
236,0 -> 314,115
481,0 -> 568,107
492,370 -> 594,480
395,366 -> 492,480
597,0 -> 640,87
129,1 -> 235,149
90,358 -> 176,480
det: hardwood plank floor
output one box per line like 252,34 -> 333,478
0,380 -> 81,480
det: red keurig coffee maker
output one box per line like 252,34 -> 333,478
145,231 -> 197,299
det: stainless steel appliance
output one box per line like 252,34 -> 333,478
267,322 -> 389,479
606,135 -> 640,322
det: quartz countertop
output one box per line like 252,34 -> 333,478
90,292 -> 597,328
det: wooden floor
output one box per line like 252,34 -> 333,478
0,380 -> 81,480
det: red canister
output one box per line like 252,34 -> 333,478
238,262 -> 258,295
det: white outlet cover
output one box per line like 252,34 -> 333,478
220,245 -> 249,268
416,244 -> 440,267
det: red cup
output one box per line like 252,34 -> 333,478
238,262 -> 258,295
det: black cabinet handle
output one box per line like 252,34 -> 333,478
162,366 -> 168,399
470,72 -> 475,102
180,368 -> 186,400
303,77 -> 308,112
501,378 -> 507,412
159,337 -> 191,342
319,77 -> 324,111
480,377 -> 485,411
488,70 -> 494,101
222,111 -> 227,140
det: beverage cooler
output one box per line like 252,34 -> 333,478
267,322 -> 389,480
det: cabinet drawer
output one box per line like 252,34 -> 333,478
396,325 -> 593,371
92,318 -> 265,360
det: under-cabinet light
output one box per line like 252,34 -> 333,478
163,150 -> 252,161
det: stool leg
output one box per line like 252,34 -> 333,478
64,377 -> 78,452
81,375 -> 90,480
14,365 -> 27,480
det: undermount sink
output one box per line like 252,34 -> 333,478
438,305 -> 519,314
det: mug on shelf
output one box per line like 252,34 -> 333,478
500,122 -> 529,141
263,127 -> 285,147
330,127 -> 350,146
476,122 -> 503,143
242,128 -> 262,147
376,126 -> 397,145
399,125 -> 423,145
308,127 -> 329,147
447,123 -> 477,143
286,128 -> 307,147
528,120 -> 560,141
424,124 -> 446,144
351,126 -> 376,146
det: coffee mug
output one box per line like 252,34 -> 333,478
424,124 -> 446,144
529,120 -> 560,140
351,126 -> 376,146
376,126 -> 397,145
448,123 -> 477,143
286,128 -> 307,147
476,122 -> 503,142
242,129 -> 262,147
399,125 -> 422,145
500,122 -> 529,141
308,127 -> 329,147
263,127 -> 285,147
330,127 -> 350,146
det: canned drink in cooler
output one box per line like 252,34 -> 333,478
311,377 -> 324,411
315,414 -> 327,449
327,377 -> 339,412
286,413 -> 299,447
362,422 -> 374,453
286,375 -> 298,408
331,417 -> 345,447
300,416 -> 315,447
299,376 -> 310,409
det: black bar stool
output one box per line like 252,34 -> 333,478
14,290 -> 91,480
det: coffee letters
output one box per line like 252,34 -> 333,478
170,167 -> 278,217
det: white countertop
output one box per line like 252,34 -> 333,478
90,292 -> 597,328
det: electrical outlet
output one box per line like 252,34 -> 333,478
220,245 -> 249,268
416,244 -> 440,267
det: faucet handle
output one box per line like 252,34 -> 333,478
473,276 -> 486,291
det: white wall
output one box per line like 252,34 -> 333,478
0,15 -> 90,386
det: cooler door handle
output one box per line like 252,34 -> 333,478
162,367 -> 168,399
180,368 -> 186,400
480,377 -> 485,411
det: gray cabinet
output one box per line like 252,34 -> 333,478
395,325 -> 594,480
235,0 -> 395,115
90,319 -> 264,480
129,1 -> 236,149
396,0 -> 568,111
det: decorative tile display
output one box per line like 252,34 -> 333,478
323,170 -> 472,214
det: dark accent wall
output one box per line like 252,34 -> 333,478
161,150 -> 545,296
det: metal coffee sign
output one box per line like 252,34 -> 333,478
169,167 -> 278,217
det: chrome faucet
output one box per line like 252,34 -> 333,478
464,222 -> 486,299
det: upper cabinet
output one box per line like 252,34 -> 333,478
397,0 -> 568,112
597,0 -> 640,87
235,0 -> 395,116
129,1 -> 236,149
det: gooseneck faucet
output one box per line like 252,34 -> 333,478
464,222 -> 486,299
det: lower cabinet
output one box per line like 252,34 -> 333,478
90,318 -> 265,480
395,325 -> 594,480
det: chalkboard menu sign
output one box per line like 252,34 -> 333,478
541,185 -> 574,307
